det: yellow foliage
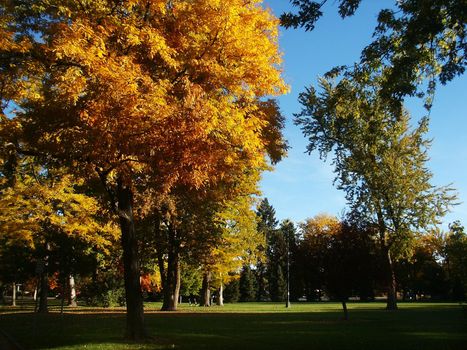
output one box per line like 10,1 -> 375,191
1,0 -> 287,195
0,169 -> 119,253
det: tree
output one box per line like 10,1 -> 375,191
224,278 -> 240,303
206,193 -> 265,307
239,265 -> 256,302
324,220 -> 379,319
298,214 -> 341,301
279,219 -> 297,305
295,76 -> 456,309
179,263 -> 202,303
1,0 -> 287,339
445,221 -> 467,300
256,198 -> 279,301
267,229 -> 287,302
395,234 -> 449,301
0,160 -> 118,312
281,0 -> 466,110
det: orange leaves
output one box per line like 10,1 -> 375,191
3,0 -> 287,202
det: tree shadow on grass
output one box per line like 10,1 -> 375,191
0,304 -> 465,350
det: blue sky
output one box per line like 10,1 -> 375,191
260,0 -> 467,229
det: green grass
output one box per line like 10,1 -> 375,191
0,302 -> 466,350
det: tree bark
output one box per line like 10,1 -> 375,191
200,271 -> 211,307
68,275 -> 77,307
0,286 -> 6,305
161,234 -> 181,311
217,282 -> 224,306
384,246 -> 398,310
117,178 -> 145,340
38,271 -> 48,313
12,282 -> 16,307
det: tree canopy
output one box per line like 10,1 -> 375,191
281,0 -> 466,110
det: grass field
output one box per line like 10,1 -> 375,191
0,302 -> 466,350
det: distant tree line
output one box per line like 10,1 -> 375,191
224,199 -> 467,307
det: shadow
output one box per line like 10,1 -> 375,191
0,303 -> 465,350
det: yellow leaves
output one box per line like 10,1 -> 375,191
4,0 -> 287,204
0,170 -> 118,253
301,214 -> 342,240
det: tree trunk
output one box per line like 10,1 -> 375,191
68,275 -> 77,307
200,271 -> 211,307
0,286 -> 6,305
117,178 -> 145,340
217,282 -> 224,306
38,271 -> 48,313
341,300 -> 349,320
384,246 -> 398,310
161,239 -> 181,311
12,282 -> 16,307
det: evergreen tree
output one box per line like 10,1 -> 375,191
255,198 -> 279,301
239,265 -> 256,302
224,279 -> 240,303
280,219 -> 301,302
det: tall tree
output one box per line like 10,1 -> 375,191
298,214 -> 341,301
256,198 -> 278,301
295,76 -> 456,309
445,221 -> 467,300
0,160 -> 118,312
281,0 -> 466,110
1,0 -> 287,338
239,265 -> 256,302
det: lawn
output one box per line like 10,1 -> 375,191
0,302 -> 465,350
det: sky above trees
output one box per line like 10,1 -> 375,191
261,0 -> 467,228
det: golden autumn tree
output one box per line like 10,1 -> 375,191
1,0 -> 287,339
0,158 -> 118,312
204,194 -> 264,306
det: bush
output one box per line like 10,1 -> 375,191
79,271 -> 126,307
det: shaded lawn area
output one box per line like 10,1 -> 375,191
0,302 -> 465,350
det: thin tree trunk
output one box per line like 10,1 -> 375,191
38,271 -> 48,313
341,300 -> 349,320
161,239 -> 181,311
33,287 -> 37,301
60,278 -> 66,315
0,286 -> 6,305
376,211 -> 398,311
217,282 -> 224,306
12,282 -> 16,307
68,275 -> 77,307
200,271 -> 211,307
384,246 -> 398,310
117,178 -> 145,340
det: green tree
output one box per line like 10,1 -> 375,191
255,198 -> 279,301
224,278 -> 240,303
179,263 -> 203,302
282,0 -> 466,110
239,265 -> 256,302
295,76 -> 456,309
445,221 -> 467,300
